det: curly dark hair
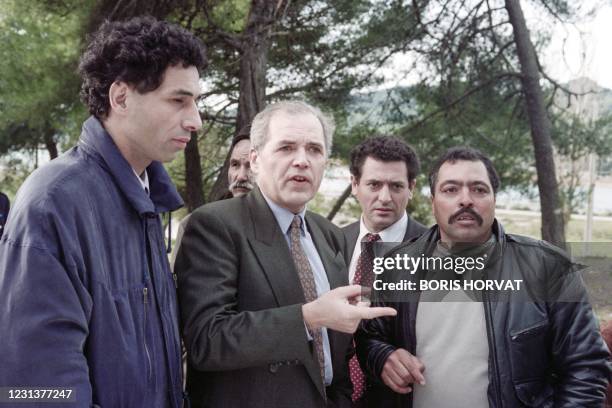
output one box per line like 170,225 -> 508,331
349,136 -> 420,183
428,146 -> 500,195
78,16 -> 207,118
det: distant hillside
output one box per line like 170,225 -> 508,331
347,78 -> 612,127
346,86 -> 417,130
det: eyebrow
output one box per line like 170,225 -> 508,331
364,178 -> 405,184
440,180 -> 490,188
170,89 -> 202,99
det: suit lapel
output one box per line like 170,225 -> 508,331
246,188 -> 305,306
246,190 -> 329,399
403,215 -> 427,242
306,214 -> 346,291
344,221 -> 360,261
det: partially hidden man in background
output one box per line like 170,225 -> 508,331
343,136 -> 427,407
170,127 -> 254,267
356,147 -> 610,407
0,17 -> 206,407
175,100 -> 397,408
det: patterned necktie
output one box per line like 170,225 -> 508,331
289,215 -> 326,384
350,232 -> 381,402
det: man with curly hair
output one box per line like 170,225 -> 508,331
0,17 -> 205,407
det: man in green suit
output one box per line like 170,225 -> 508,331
176,100 -> 396,408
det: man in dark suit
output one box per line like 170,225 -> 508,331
176,100 -> 396,408
343,136 -> 427,407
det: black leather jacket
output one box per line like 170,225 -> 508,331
356,220 -> 610,407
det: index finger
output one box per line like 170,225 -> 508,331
358,306 -> 397,319
331,284 -> 363,299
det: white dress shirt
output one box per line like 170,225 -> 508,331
348,211 -> 408,284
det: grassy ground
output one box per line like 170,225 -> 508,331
496,210 -> 612,324
496,209 -> 612,241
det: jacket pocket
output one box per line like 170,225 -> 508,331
510,320 -> 552,406
513,379 -> 554,407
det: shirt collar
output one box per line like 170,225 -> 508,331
261,191 -> 307,235
358,211 -> 408,243
78,116 -> 183,214
132,168 -> 150,194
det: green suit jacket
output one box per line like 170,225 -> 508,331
176,187 -> 353,408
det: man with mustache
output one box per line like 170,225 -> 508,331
355,147 -> 610,407
343,136 -> 427,407
227,130 -> 255,197
0,17 -> 205,407
170,129 -> 254,267
175,100 -> 397,408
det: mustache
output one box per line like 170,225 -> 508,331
449,207 -> 483,225
229,180 -> 255,191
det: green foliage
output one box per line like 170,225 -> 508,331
0,154 -> 35,199
0,0 -> 606,225
0,0 -> 89,157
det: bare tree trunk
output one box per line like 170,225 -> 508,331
207,0 -> 283,202
505,0 -> 565,247
327,184 -> 352,222
184,131 -> 205,212
43,130 -> 58,160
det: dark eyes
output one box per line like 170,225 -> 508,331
278,145 -> 323,153
366,182 -> 404,191
441,186 -> 489,194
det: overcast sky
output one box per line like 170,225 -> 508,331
537,2 -> 612,89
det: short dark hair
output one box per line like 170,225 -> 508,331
349,136 -> 420,183
78,16 -> 207,118
428,146 -> 500,195
231,124 -> 251,151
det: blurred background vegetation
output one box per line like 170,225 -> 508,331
1,0 -> 611,244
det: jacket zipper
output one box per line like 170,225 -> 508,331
483,290 -> 503,407
143,286 -> 152,383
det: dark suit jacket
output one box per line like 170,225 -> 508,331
176,187 -> 353,408
342,214 -> 426,408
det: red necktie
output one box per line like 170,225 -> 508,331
350,233 -> 381,402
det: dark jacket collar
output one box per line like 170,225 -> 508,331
407,218 -> 506,266
78,116 -> 183,215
